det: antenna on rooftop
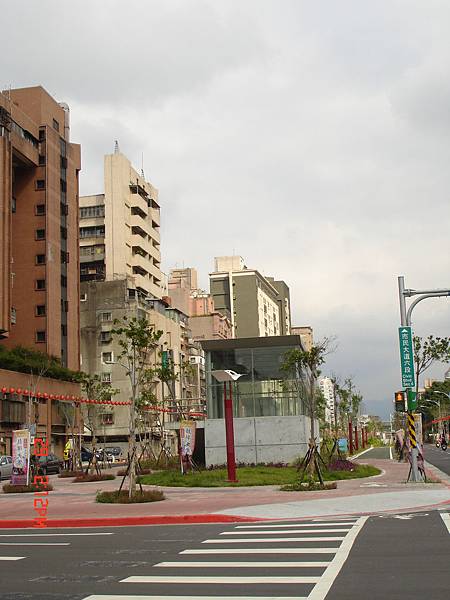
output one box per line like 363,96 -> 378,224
114,140 -> 120,154
140,152 -> 145,179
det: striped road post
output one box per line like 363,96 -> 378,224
407,411 -> 420,481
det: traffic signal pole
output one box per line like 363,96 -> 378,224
398,276 -> 450,482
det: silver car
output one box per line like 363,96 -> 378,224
0,456 -> 13,480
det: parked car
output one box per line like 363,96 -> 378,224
37,453 -> 63,475
81,447 -> 93,462
95,448 -> 114,463
0,456 -> 13,480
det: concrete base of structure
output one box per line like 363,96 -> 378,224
205,415 -> 318,466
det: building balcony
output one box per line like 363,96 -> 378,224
131,215 -> 151,235
131,253 -> 151,274
130,194 -> 149,217
133,272 -> 151,294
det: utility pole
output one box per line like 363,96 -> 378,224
397,276 -> 450,482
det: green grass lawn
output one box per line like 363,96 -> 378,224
138,464 -> 380,488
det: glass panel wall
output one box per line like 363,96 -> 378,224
206,345 -> 305,418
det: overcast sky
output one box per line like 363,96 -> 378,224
2,1 -> 449,418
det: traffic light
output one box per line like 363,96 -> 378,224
394,391 -> 406,412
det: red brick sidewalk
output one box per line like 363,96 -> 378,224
0,457 -> 447,527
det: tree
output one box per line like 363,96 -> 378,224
413,335 -> 450,394
112,316 -> 163,497
335,377 -> 363,433
281,338 -> 334,482
79,373 -> 118,473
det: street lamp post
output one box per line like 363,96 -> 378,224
398,276 -> 450,482
211,370 -> 243,483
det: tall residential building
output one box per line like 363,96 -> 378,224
209,256 -> 291,338
0,87 -> 81,369
79,150 -> 162,299
319,377 -> 336,425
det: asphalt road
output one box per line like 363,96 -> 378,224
424,443 -> 450,476
0,511 -> 448,600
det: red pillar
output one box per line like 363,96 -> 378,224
223,381 -> 237,482
348,421 -> 354,454
354,425 -> 359,451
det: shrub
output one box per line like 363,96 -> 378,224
96,489 -> 165,503
328,459 -> 356,472
281,481 -> 337,492
3,482 -> 53,493
0,345 -> 80,382
72,474 -> 115,483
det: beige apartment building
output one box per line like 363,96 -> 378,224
291,326 -> 313,351
209,256 -> 291,339
79,150 -> 162,299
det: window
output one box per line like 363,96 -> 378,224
60,251 -> 69,264
79,205 -> 105,219
35,305 -> 46,317
52,118 -> 59,132
35,204 -> 45,216
36,180 -> 45,190
60,179 -> 67,192
35,228 -> 45,240
11,197 -> 16,213
61,324 -> 67,336
100,331 -> 111,343
39,154 -> 46,166
35,254 -> 46,265
39,129 -> 46,141
101,372 -> 112,383
36,330 -> 46,343
101,413 -> 114,425
80,226 -> 105,238
35,279 -> 46,290
102,352 -> 113,364
60,275 -> 67,287
60,226 -> 67,239
101,312 -> 112,322
60,202 -> 68,216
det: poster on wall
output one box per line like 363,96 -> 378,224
180,420 -> 196,458
11,429 -> 31,486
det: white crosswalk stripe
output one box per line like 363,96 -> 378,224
440,512 -> 450,534
0,556 -> 25,560
79,517 -> 367,600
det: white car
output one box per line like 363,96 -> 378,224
0,456 -> 13,480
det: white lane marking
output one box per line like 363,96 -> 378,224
0,556 -> 25,560
202,537 -> 345,544
83,594 -> 308,600
0,543 -> 70,546
0,533 -> 113,537
440,512 -> 450,534
390,446 -> 393,460
308,516 -> 368,600
236,522 -> 356,528
221,529 -> 351,535
121,575 -> 320,584
351,446 -> 373,459
154,561 -> 331,568
181,547 -> 339,555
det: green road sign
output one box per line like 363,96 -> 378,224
398,326 -> 415,388
407,389 -> 417,411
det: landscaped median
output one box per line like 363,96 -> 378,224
137,462 -> 381,488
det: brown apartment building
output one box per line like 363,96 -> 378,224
0,87 -> 81,369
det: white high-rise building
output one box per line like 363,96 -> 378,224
319,377 -> 335,425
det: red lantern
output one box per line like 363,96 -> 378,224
44,393 -> 49,399
9,388 -> 15,394
16,388 -> 22,395
24,389 -> 29,396
1,387 -> 7,394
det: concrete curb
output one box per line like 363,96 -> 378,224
0,514 -> 266,529
425,460 -> 450,488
